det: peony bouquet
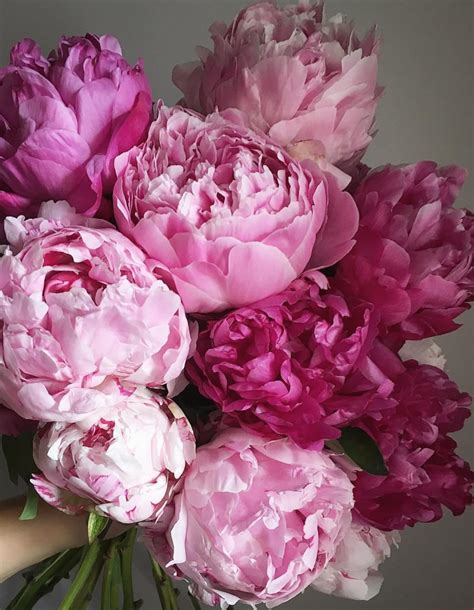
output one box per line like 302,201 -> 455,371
0,2 -> 472,609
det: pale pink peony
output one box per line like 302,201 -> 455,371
173,1 -> 381,177
186,274 -> 380,447
351,361 -> 473,530
144,428 -> 354,608
0,35 -> 152,219
312,518 -> 400,601
32,387 -> 196,524
114,103 -> 358,313
336,162 -> 473,340
0,202 -> 192,422
399,339 -> 446,370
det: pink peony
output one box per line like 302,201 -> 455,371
173,1 -> 381,177
399,338 -> 446,369
335,162 -> 474,340
144,428 -> 354,608
32,387 -> 196,524
114,103 -> 358,313
0,35 -> 152,219
0,202 -> 192,422
186,274 -> 379,448
351,361 -> 473,530
312,518 -> 400,601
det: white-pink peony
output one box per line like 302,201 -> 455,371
312,519 -> 400,601
32,386 -> 196,524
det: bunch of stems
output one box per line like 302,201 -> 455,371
5,526 -> 201,610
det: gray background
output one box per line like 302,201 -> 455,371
0,1 -> 472,608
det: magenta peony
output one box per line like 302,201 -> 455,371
114,103 -> 358,313
0,35 -> 152,219
32,387 -> 196,524
173,1 -> 380,177
0,202 -> 192,422
144,428 -> 354,607
335,161 -> 474,340
351,362 -> 473,530
186,274 -> 379,448
312,518 -> 400,601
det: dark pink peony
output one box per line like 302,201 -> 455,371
350,362 -> 473,530
114,103 -> 358,313
0,35 -> 152,219
335,162 -> 473,340
186,274 -> 380,447
173,1 -> 381,178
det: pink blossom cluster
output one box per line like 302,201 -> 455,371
0,1 -> 472,608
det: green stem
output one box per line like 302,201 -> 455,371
6,549 -> 82,610
58,540 -> 105,610
188,593 -> 202,610
149,555 -> 180,610
101,538 -> 122,610
119,528 -> 137,610
74,541 -> 109,610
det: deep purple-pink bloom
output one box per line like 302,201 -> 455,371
186,275 -> 380,447
0,406 -> 36,436
0,202 -> 192,423
350,362 -> 473,530
336,161 -> 473,340
114,103 -> 358,313
0,35 -> 152,219
32,387 -> 196,524
144,428 -> 354,607
173,1 -> 381,178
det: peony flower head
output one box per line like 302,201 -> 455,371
350,361 -> 473,530
0,202 -> 192,422
312,518 -> 400,601
144,428 -> 354,608
114,103 -> 358,313
398,338 -> 446,370
0,35 -> 152,219
173,1 -> 381,177
186,274 -> 379,448
335,161 -> 473,340
32,387 -> 196,524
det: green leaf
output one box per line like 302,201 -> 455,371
19,486 -> 39,521
2,432 -> 37,485
87,512 -> 110,544
339,426 -> 388,476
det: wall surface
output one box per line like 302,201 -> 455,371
0,1 -> 473,609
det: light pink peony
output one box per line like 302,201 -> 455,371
399,338 -> 446,370
173,1 -> 381,177
0,35 -> 152,219
335,162 -> 473,340
186,274 -> 379,447
312,518 -> 400,601
32,387 -> 196,524
114,103 -> 358,313
144,428 -> 354,608
351,361 -> 473,530
0,202 -> 192,422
